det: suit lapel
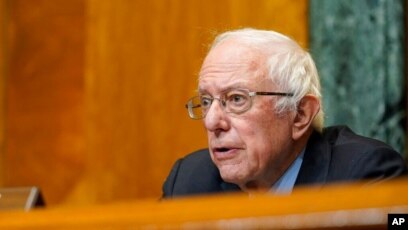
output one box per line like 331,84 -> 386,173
295,130 -> 332,186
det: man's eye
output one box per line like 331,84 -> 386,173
200,97 -> 212,107
228,94 -> 247,105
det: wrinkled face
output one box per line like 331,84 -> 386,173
199,40 -> 297,190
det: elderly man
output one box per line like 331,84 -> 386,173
162,28 -> 406,197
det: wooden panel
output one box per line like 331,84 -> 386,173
82,0 -> 308,204
0,179 -> 407,229
2,0 -> 307,206
0,0 -> 6,186
4,0 -> 85,204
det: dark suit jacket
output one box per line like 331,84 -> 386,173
162,126 -> 407,198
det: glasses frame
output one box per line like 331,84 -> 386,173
185,89 -> 294,120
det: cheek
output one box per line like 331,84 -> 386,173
232,118 -> 273,165
238,111 -> 292,159
237,111 -> 279,145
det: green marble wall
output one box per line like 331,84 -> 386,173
309,0 -> 405,154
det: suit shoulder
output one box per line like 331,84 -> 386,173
323,126 -> 406,180
324,125 -> 398,151
162,149 -> 225,198
177,149 -> 220,179
182,148 -> 212,164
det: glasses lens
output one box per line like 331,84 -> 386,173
225,90 -> 251,113
187,96 -> 204,119
185,89 -> 253,119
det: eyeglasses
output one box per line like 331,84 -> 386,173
185,88 -> 294,119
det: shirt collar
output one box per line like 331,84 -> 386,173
270,149 -> 305,194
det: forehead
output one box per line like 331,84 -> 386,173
198,40 -> 272,92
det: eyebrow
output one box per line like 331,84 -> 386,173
198,82 -> 250,95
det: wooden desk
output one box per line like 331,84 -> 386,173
0,178 -> 407,229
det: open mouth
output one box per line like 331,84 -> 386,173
215,147 -> 231,153
212,147 -> 238,160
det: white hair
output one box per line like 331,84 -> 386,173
209,28 -> 324,131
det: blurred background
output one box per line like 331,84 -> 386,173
0,0 -> 405,207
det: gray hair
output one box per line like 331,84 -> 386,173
209,28 -> 324,131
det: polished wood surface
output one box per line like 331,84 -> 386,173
1,179 -> 407,230
0,0 -> 6,187
4,0 -> 86,205
0,0 -> 308,206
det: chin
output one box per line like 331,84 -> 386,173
218,165 -> 249,185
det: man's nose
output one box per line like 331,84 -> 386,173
203,99 -> 229,133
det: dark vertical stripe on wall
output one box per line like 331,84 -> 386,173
310,0 -> 406,155
406,0 -> 408,157
0,0 -> 10,186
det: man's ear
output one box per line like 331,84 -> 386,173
292,95 -> 320,140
